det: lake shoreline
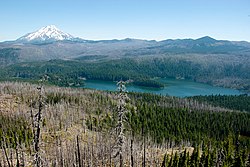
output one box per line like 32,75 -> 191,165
84,78 -> 244,97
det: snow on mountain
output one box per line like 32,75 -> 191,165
17,25 -> 75,43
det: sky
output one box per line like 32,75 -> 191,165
0,0 -> 250,42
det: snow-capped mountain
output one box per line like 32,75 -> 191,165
17,25 -> 76,43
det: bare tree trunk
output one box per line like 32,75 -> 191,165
161,154 -> 167,167
14,133 -> 20,167
34,86 -> 44,167
109,139 -> 112,167
83,144 -> 86,167
2,137 -> 11,167
77,135 -> 82,167
15,144 -> 19,167
21,147 -> 25,167
30,100 -> 35,140
56,137 -> 63,167
131,137 -> 134,167
114,81 -> 130,167
142,126 -> 146,167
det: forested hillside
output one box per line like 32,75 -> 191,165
0,82 -> 249,166
0,48 -> 20,67
191,94 -> 250,112
0,36 -> 250,93
1,54 -> 249,92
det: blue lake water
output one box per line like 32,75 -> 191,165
84,78 -> 243,97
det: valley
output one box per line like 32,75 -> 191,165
0,26 -> 249,93
0,25 -> 250,166
1,54 -> 249,92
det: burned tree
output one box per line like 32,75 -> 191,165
113,80 -> 129,167
33,86 -> 43,167
31,75 -> 48,167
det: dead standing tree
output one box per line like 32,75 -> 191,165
31,75 -> 48,167
113,80 -> 129,167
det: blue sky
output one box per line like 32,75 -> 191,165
0,0 -> 250,41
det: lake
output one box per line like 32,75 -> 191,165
84,78 -> 243,97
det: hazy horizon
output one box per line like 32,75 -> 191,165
1,0 -> 250,42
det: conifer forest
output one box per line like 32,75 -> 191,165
0,81 -> 249,166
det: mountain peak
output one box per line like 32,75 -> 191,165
44,25 -> 57,29
40,25 -> 60,32
17,25 -> 75,43
196,36 -> 216,42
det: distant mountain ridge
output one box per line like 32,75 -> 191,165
0,25 -> 250,62
3,25 -> 248,44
